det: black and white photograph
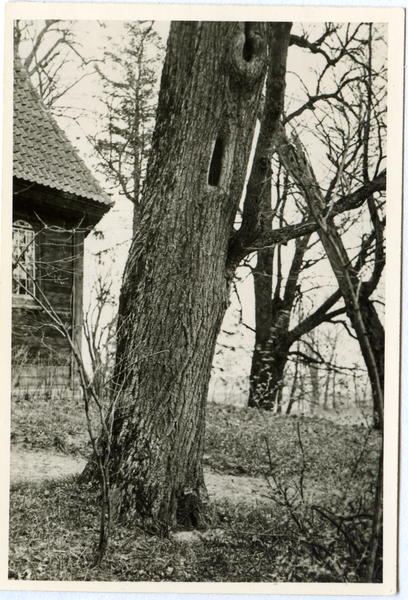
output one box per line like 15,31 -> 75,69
0,3 -> 403,594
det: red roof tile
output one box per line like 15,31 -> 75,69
13,57 -> 112,207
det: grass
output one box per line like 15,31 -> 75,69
11,391 -> 99,455
9,392 -> 382,582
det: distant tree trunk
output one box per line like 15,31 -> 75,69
332,371 -> 337,409
248,229 -> 311,409
352,366 -> 363,408
306,332 -> 320,412
89,22 -> 291,530
309,364 -> 319,413
323,369 -> 331,408
286,351 -> 299,415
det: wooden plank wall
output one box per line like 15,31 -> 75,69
12,226 -> 83,365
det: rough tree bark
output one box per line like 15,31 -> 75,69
96,22 -> 292,530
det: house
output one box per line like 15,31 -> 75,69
12,56 -> 113,399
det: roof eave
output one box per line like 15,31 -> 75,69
13,177 -> 113,234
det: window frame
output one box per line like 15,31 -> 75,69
12,219 -> 38,307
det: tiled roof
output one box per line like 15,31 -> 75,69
13,57 -> 112,206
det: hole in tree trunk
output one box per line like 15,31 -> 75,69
242,23 -> 255,62
208,137 -> 224,186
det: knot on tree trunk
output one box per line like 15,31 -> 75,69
228,23 -> 267,86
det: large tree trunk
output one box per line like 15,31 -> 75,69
93,22 -> 292,531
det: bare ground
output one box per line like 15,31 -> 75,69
9,445 -> 272,505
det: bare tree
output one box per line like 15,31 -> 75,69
14,20 -> 97,110
247,24 -> 386,418
276,124 -> 384,429
89,22 -> 164,232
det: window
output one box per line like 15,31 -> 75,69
12,220 -> 36,297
